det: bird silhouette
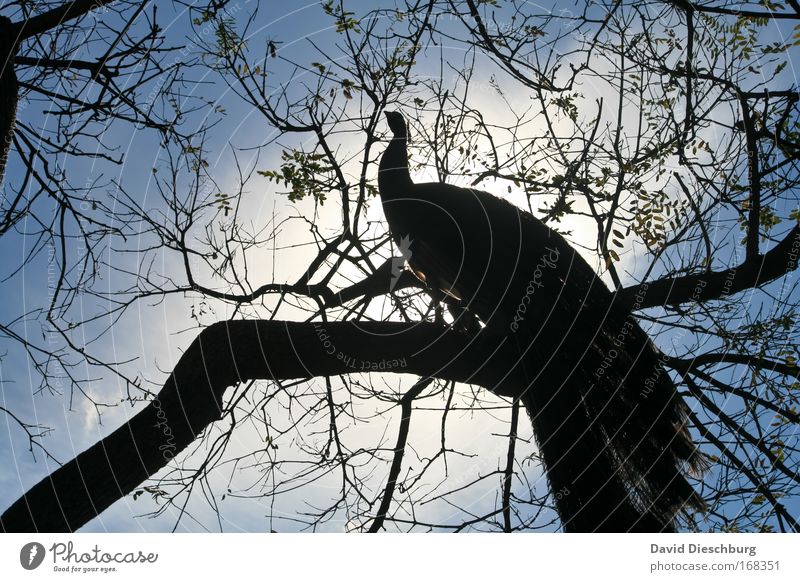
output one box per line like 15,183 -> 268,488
378,111 -> 704,532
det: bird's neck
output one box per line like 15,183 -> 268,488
378,134 -> 413,198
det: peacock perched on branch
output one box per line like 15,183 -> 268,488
378,111 -> 704,532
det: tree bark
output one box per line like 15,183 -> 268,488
0,319 -> 512,532
616,224 -> 800,310
0,16 -> 18,185
13,0 -> 120,41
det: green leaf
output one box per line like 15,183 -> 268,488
258,149 -> 334,203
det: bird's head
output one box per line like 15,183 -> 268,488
384,111 -> 407,138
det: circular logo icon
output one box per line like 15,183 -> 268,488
20,542 -> 46,570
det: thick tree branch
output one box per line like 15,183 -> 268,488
0,319 -> 513,532
12,0 -> 120,42
616,224 -> 800,310
14,55 -> 115,78
0,16 -> 19,184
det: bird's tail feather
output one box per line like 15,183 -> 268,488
513,290 -> 703,532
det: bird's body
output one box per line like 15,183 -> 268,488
379,111 -> 703,532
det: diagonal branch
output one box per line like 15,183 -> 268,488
12,0 -> 121,42
367,377 -> 433,532
0,319 -> 512,532
14,55 -> 115,78
616,224 -> 800,310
